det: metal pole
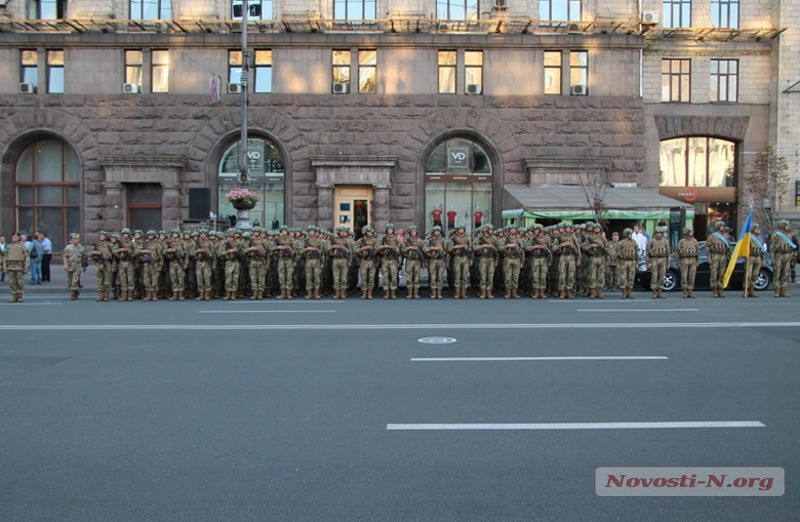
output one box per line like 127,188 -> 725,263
237,1 -> 252,230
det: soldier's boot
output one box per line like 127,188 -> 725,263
688,289 -> 695,298
781,287 -> 790,297
178,291 -> 186,301
407,287 -> 414,299
622,288 -> 627,299
168,291 -> 177,301
559,289 -> 566,299
9,293 -> 16,303
142,291 -> 152,302
504,287 -> 512,299
652,290 -> 658,299
361,288 -> 368,299
749,289 -> 758,298
718,289 -> 725,298
512,287 -> 520,299
462,287 -> 468,299
96,291 -> 105,302
305,289 -> 313,300
479,288 -> 486,299
127,290 -> 134,301
682,289 -> 688,298
223,291 -> 231,301
657,289 -> 666,299
383,288 -> 391,299
196,291 -> 204,301
596,288 -> 604,299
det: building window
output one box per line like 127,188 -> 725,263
425,137 -> 492,235
465,51 -> 483,94
130,0 -> 171,20
218,138 -> 285,229
660,137 -> 735,188
711,0 -> 738,29
232,0 -> 273,20
539,0 -> 581,22
332,50 -> 351,93
710,59 -> 738,102
661,59 -> 690,102
151,49 -> 169,93
358,50 -> 377,93
127,183 -> 163,232
437,0 -> 479,20
21,49 -> 39,91
27,0 -> 66,19
438,50 -> 456,94
334,0 -> 376,20
15,138 -> 80,252
663,0 -> 691,29
125,50 -> 143,87
544,51 -> 562,94
254,50 -> 272,93
229,50 -> 244,85
46,50 -> 64,94
569,50 -> 587,95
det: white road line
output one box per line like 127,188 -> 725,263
577,309 -> 699,313
198,310 -> 335,314
410,356 -> 668,362
386,421 -> 766,431
0,322 -> 797,331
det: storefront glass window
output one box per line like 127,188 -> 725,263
659,137 -> 735,187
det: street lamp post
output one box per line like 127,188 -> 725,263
236,0 -> 253,230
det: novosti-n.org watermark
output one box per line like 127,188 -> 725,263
596,467 -> 784,496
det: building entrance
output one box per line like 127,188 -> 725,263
334,186 -> 372,239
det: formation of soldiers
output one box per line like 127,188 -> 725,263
79,222 -> 644,302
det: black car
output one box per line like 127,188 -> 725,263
636,242 -> 773,292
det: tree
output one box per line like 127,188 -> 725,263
578,166 -> 609,227
741,147 -> 789,235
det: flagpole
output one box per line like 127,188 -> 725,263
743,246 -> 751,298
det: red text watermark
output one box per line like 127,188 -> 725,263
596,467 -> 784,496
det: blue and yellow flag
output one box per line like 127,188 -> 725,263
723,209 -> 753,288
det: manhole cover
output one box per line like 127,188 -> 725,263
418,337 -> 457,344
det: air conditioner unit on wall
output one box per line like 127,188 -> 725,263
570,84 -> 586,96
18,83 -> 36,94
332,82 -> 349,94
642,11 -> 659,24
466,84 -> 482,95
493,0 -> 507,10
122,83 -> 140,94
227,83 -> 243,94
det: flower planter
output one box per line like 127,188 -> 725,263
231,200 -> 257,211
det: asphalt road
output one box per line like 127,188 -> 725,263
1,295 -> 798,521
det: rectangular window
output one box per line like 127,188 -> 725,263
28,0 -> 65,19
334,0 -> 376,20
47,50 -> 64,94
543,51 -> 562,94
464,51 -> 483,94
710,59 -> 738,102
130,0 -> 172,20
539,0 -> 581,22
332,50 -> 351,93
436,0 -> 479,21
228,50 -> 243,84
125,50 -> 144,87
151,49 -> 169,92
21,49 -> 39,89
711,0 -> 738,29
569,50 -> 587,95
438,50 -> 456,94
254,50 -> 272,93
663,0 -> 691,29
358,50 -> 377,94
661,59 -> 690,102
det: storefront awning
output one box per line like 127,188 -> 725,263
502,185 -> 693,221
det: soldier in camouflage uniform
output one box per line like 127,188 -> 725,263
646,226 -> 671,299
617,228 -> 639,299
745,223 -> 766,298
4,232 -> 29,302
378,224 -> 402,299
192,229 -> 215,300
182,231 -> 198,299
605,232 -> 620,291
165,229 -> 187,300
499,225 -> 524,299
447,224 -> 473,299
91,231 -> 116,302
302,226 -> 325,300
769,219 -> 796,298
401,225 -> 425,299
423,226 -> 447,299
472,225 -> 499,299
116,229 -> 137,301
554,223 -> 580,299
272,226 -> 296,299
219,230 -> 242,300
676,226 -> 699,298
583,224 -> 608,299
355,225 -> 379,299
525,224 -> 551,299
329,226 -> 354,299
62,233 -> 86,301
139,230 -> 162,301
243,229 -> 266,300
707,220 -> 731,298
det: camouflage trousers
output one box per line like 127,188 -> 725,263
709,254 -> 728,290
617,259 -> 637,289
679,257 -> 697,291
530,257 -> 548,290
359,258 -> 376,290
169,263 -> 185,293
477,255 -> 496,290
277,257 -> 294,291
649,257 -> 667,291
331,258 -> 349,291
746,256 -> 763,291
587,256 -> 606,290
451,256 -> 470,289
250,259 -> 267,293
142,263 -> 159,292
224,260 -> 240,292
95,262 -> 114,292
65,267 -> 82,291
405,259 -> 422,289
381,258 -> 399,291
503,257 -> 522,289
773,251 -> 792,290
118,261 -> 135,292
557,255 -> 577,291
305,258 -> 323,290
6,266 -> 26,294
427,258 -> 445,289
196,261 -> 213,292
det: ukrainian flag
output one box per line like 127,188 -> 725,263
723,209 -> 753,288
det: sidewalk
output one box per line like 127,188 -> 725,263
1,263 -> 97,295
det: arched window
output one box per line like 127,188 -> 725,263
15,138 -> 80,251
218,138 -> 285,229
425,137 -> 492,233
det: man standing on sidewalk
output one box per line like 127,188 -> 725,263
40,231 -> 53,283
4,233 -> 29,302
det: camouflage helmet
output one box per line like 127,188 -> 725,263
752,223 -> 761,230
385,223 -> 395,231
777,219 -> 790,229
336,225 -> 349,233
362,225 -> 375,235
622,228 -> 633,236
655,226 -> 667,234
430,225 -> 442,233
682,226 -> 692,234
121,228 -> 132,235
146,229 -> 157,236
407,225 -> 417,231
715,220 -> 727,229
